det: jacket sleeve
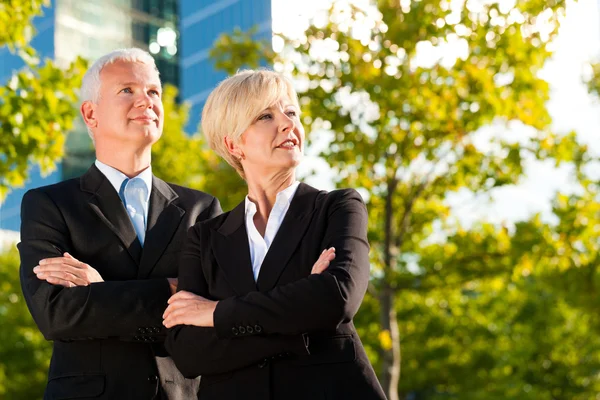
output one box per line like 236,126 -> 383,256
18,189 -> 172,342
213,189 -> 370,339
165,222 -> 308,378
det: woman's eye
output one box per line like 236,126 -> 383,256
286,110 -> 297,117
258,113 -> 272,121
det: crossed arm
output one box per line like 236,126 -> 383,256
165,190 -> 370,376
18,189 -> 218,341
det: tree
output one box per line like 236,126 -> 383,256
0,246 -> 51,399
0,0 -> 87,201
211,1 -> 597,398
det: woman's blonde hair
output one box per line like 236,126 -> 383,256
201,69 -> 300,179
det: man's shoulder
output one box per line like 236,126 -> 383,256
24,178 -> 81,201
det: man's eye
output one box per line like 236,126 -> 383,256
149,90 -> 161,97
120,88 -> 133,94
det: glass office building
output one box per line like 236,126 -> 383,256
180,0 -> 272,132
0,0 -> 272,231
55,0 -> 180,179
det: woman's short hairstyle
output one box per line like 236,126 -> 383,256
80,48 -> 159,142
201,69 -> 300,179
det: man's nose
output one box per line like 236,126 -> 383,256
135,93 -> 153,108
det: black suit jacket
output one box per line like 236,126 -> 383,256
18,164 -> 221,400
166,183 -> 386,400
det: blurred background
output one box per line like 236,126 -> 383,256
1,0 -> 600,399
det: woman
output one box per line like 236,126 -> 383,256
164,70 -> 386,400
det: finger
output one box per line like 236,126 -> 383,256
64,252 -> 75,259
321,251 -> 335,262
39,257 -> 84,268
164,299 -> 199,317
35,263 -> 79,272
44,276 -> 75,288
168,291 -> 201,303
163,309 -> 193,327
312,260 -> 330,275
38,268 -> 89,284
38,270 -> 88,286
164,309 -> 201,328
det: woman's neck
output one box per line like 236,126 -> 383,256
245,171 -> 296,222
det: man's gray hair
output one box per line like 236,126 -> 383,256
81,48 -> 159,142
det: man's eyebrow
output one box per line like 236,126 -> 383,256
116,81 -> 162,89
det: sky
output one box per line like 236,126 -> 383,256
272,0 -> 600,228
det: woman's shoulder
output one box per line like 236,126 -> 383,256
189,201 -> 245,237
313,186 -> 366,206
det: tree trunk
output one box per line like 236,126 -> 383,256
380,284 -> 401,400
380,178 -> 401,400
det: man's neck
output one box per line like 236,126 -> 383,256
96,145 -> 152,178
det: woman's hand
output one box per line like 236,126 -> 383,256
163,248 -> 334,328
163,291 -> 218,328
311,247 -> 335,274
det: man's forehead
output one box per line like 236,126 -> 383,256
100,60 -> 161,84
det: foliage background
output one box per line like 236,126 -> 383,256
2,0 -> 600,399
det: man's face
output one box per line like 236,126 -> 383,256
89,60 -> 163,148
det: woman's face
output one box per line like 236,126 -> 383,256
234,96 -> 304,176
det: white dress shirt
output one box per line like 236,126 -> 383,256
94,159 -> 152,226
245,181 -> 301,281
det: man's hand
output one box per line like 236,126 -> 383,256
311,247 -> 335,274
34,252 -> 103,287
163,291 -> 218,328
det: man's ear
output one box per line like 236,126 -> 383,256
81,101 -> 98,129
224,135 -> 245,160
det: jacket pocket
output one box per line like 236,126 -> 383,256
295,334 -> 357,366
46,374 -> 105,399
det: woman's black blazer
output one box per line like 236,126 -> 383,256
166,183 -> 387,400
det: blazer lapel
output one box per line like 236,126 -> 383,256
138,176 -> 185,278
81,165 -> 142,265
256,183 -> 320,292
211,201 -> 257,295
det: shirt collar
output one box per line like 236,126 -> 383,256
244,181 -> 301,216
95,159 -> 153,202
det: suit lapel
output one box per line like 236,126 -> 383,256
82,165 -> 142,265
138,176 -> 185,278
256,183 -> 320,292
211,201 -> 257,295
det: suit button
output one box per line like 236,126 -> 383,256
151,327 -> 160,334
254,325 -> 262,333
258,358 -> 268,368
148,375 -> 158,383
246,326 -> 254,334
232,327 -> 239,336
238,326 -> 246,334
137,327 -> 145,334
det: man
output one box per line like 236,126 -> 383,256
18,48 -> 221,399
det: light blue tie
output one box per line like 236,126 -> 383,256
121,177 -> 147,246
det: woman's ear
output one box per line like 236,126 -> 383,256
224,136 -> 245,160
